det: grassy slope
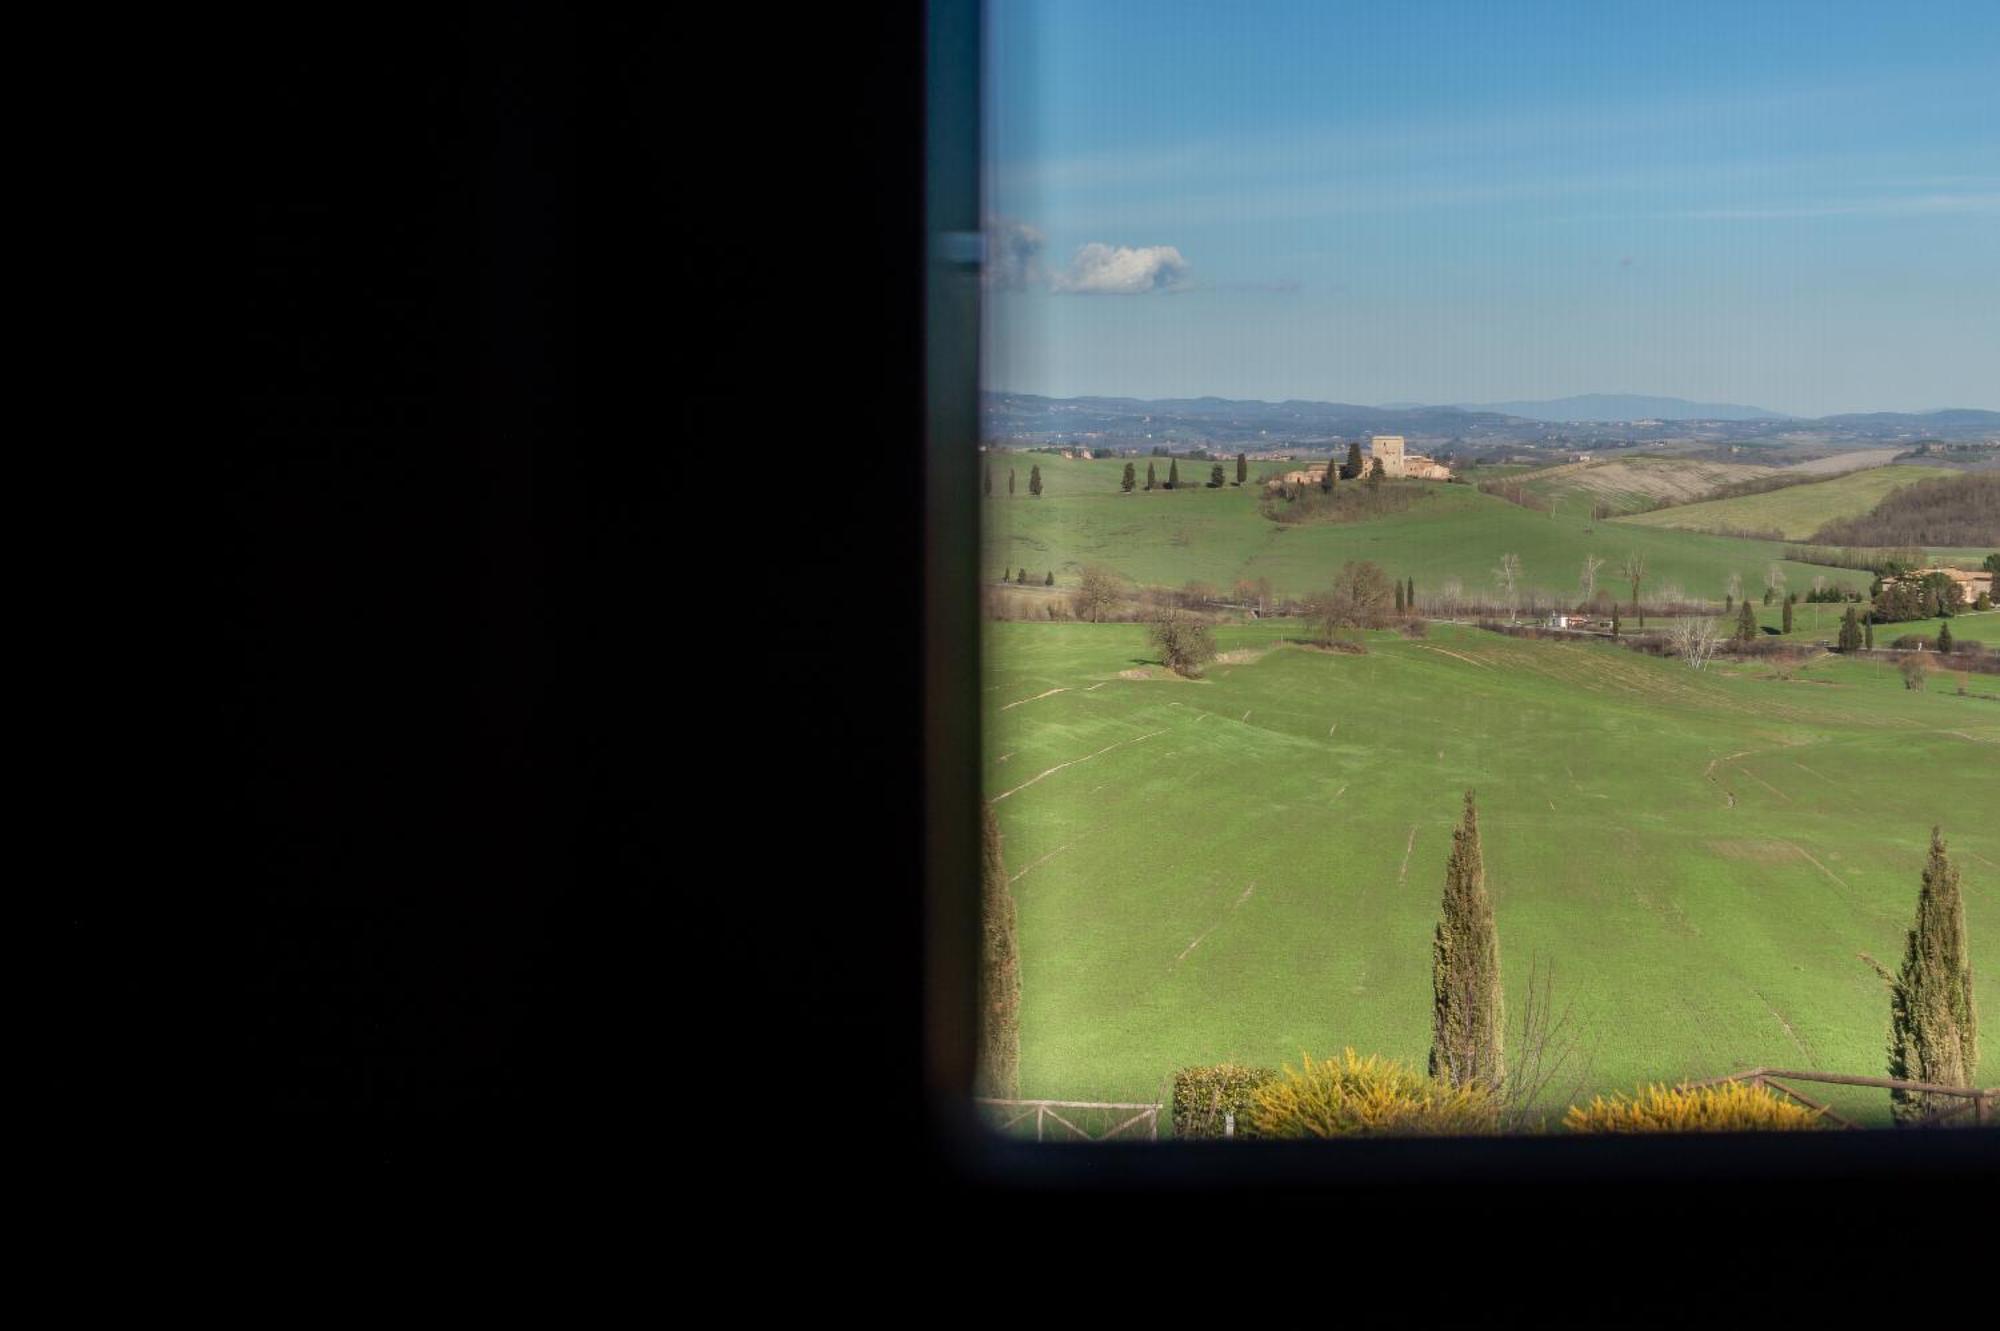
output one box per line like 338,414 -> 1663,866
1616,464 -> 1960,540
983,456 -> 1874,603
986,620 -> 2000,1125
1510,457 -> 1777,515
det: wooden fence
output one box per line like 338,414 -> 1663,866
975,1098 -> 1162,1141
1682,1067 -> 1997,1129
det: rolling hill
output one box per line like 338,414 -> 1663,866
1616,464 -> 1963,541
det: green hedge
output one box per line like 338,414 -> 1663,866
1171,1063 -> 1277,1138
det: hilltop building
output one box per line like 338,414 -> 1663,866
1368,435 -> 1454,480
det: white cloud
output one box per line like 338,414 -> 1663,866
1050,242 -> 1191,294
983,217 -> 1046,290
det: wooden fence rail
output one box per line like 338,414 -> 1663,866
1682,1067 -> 1997,1128
975,1098 -> 1162,1141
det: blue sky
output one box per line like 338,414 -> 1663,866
981,1 -> 1999,415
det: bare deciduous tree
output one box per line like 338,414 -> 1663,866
1580,553 -> 1604,601
1310,559 -> 1394,642
1620,552 -> 1647,617
1725,571 -> 1743,604
1764,562 -> 1787,603
1669,615 -> 1722,670
1493,553 -> 1522,617
1072,564 -> 1123,623
1497,955 -> 1596,1132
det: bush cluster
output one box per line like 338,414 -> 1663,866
1244,1050 -> 1502,1138
1170,1063 -> 1278,1138
1562,1081 -> 1826,1133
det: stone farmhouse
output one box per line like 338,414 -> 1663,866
1268,434 -> 1454,489
1879,565 -> 1994,602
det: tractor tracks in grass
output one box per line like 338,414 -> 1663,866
1001,686 -> 1068,711
1755,989 -> 1817,1063
1397,826 -> 1418,885
992,729 -> 1167,802
1175,881 -> 1257,966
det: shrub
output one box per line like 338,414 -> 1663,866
1171,1063 -> 1278,1138
1562,1081 -> 1826,1133
1149,608 -> 1218,677
1245,1050 -> 1502,1138
1900,654 -> 1932,691
1398,618 -> 1429,638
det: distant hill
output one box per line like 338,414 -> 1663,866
1816,409 -> 2000,428
1455,394 -> 1790,422
981,393 -> 1525,446
981,392 -> 2000,449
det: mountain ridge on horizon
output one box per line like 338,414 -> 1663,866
984,389 -> 1996,425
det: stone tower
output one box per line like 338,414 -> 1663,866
1369,434 -> 1407,478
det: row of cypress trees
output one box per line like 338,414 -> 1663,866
979,789 -> 1980,1124
983,463 -> 1044,497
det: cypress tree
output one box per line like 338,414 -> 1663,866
1167,459 -> 1179,490
1938,622 -> 1953,654
1209,463 -> 1225,488
1236,452 -> 1247,485
1344,441 -> 1364,480
1407,577 -> 1416,611
1145,462 -> 1157,491
1320,458 -> 1334,493
1886,828 -> 1978,1123
1611,606 -> 1621,637
1839,606 -> 1862,652
1044,570 -> 1054,586
1395,581 -> 1406,613
1122,462 -> 1136,492
1016,567 -> 1027,584
1430,791 -> 1505,1090
1009,468 -> 1016,496
1367,458 -> 1384,488
1782,598 -> 1793,634
1029,464 -> 1043,497
977,802 -> 1022,1100
1736,599 -> 1758,644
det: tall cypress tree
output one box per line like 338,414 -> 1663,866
1320,457 -> 1334,493
1029,464 -> 1043,497
1167,459 -> 1179,490
1236,452 -> 1247,485
978,802 -> 1022,1100
1008,468 -> 1016,496
1839,605 -> 1862,652
1938,622 -> 1954,654
1344,441 -> 1364,480
1736,599 -> 1758,644
1782,597 -> 1794,634
1407,577 -> 1416,611
1145,462 -> 1157,491
1887,828 -> 1978,1123
1122,462 -> 1136,492
1395,581 -> 1406,613
1430,791 -> 1505,1090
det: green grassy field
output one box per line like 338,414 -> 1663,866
982,456 -> 1875,604
1615,464 -> 1960,540
985,619 -> 2000,1126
